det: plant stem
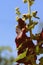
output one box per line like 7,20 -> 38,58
27,0 -> 32,37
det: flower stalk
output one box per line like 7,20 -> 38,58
27,0 -> 32,37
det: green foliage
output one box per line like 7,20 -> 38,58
0,46 -> 12,52
14,48 -> 28,62
0,46 -> 15,65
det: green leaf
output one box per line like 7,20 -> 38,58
35,45 -> 39,54
14,48 -> 28,62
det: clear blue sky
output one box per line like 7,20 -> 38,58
0,0 -> 43,61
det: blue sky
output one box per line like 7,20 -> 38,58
0,0 -> 43,61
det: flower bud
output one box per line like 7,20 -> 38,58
32,11 -> 37,17
29,0 -> 34,6
16,16 -> 19,21
15,7 -> 19,11
23,0 -> 27,3
22,14 -> 32,20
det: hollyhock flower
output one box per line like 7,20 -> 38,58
17,18 -> 26,29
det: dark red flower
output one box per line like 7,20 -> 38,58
37,28 -> 43,43
17,18 -> 26,29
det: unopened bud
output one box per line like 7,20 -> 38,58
16,16 -> 19,21
22,14 -> 32,20
23,0 -> 27,3
15,7 -> 19,11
